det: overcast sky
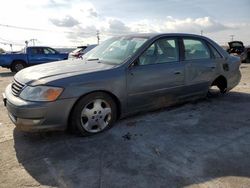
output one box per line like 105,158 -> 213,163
0,0 -> 249,50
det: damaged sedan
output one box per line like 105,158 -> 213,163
3,33 -> 241,136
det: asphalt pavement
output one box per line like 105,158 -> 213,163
1,65 -> 250,188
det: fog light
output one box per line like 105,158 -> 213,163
33,120 -> 41,124
17,118 -> 43,126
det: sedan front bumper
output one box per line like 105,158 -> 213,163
3,84 -> 76,132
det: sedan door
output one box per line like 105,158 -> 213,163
181,38 -> 218,97
28,47 -> 48,65
126,37 -> 185,112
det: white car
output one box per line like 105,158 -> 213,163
68,45 -> 97,59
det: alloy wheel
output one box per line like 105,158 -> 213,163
80,99 -> 112,133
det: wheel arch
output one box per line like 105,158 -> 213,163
11,59 -> 27,65
211,75 -> 228,93
10,60 -> 28,72
67,90 -> 122,128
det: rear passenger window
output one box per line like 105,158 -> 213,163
183,39 -> 210,60
208,44 -> 222,59
31,48 -> 43,54
138,38 -> 179,65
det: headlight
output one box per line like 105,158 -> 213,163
19,86 -> 63,102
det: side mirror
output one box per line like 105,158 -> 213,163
128,59 -> 139,75
130,59 -> 139,68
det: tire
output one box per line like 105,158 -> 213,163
11,61 -> 26,73
207,84 -> 227,98
207,86 -> 222,98
69,92 -> 117,136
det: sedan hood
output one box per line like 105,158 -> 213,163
15,59 -> 116,85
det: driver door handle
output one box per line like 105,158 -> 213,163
174,71 -> 181,75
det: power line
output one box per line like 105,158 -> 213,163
0,40 -> 24,46
0,37 -> 24,46
0,23 -> 96,35
0,37 -> 12,42
0,23 -> 98,48
0,23 -> 49,32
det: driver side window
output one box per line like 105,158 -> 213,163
138,38 -> 179,66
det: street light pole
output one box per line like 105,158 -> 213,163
229,35 -> 235,41
96,30 -> 100,45
200,30 -> 203,36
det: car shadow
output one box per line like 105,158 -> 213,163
13,91 -> 250,187
0,71 -> 15,77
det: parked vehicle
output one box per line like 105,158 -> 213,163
68,44 -> 97,59
240,46 -> 250,63
3,33 -> 241,136
0,46 -> 68,72
227,41 -> 245,55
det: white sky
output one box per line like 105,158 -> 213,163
0,0 -> 249,51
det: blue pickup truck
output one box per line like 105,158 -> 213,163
0,46 -> 68,72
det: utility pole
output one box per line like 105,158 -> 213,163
30,38 -> 37,46
96,30 -> 100,45
229,35 -> 234,41
200,30 -> 203,36
10,44 -> 13,52
25,40 -> 29,47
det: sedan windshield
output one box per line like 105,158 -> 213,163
84,36 -> 149,65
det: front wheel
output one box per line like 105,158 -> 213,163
11,61 -> 26,72
70,92 -> 117,136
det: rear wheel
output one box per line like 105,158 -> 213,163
207,76 -> 227,97
207,86 -> 222,97
70,92 -> 117,136
11,61 -> 26,72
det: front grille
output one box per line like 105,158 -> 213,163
11,79 -> 25,96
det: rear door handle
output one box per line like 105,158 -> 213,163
174,71 -> 181,75
129,71 -> 134,76
210,66 -> 216,69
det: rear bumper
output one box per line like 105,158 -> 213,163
3,84 -> 76,132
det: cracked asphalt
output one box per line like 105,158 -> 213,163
0,64 -> 250,188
